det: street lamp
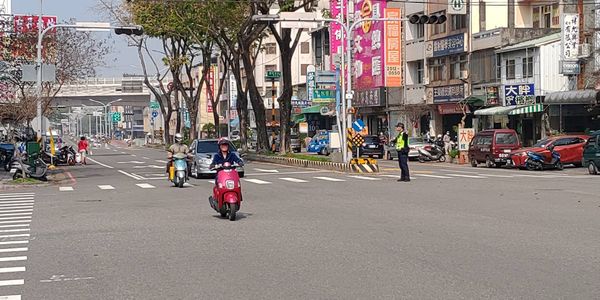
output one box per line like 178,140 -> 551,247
88,98 -> 122,139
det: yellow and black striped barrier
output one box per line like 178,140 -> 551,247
350,158 -> 379,173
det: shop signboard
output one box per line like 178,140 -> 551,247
431,33 -> 466,57
561,13 -> 579,60
458,128 -> 475,151
354,87 -> 385,107
384,7 -> 402,87
504,84 -> 535,106
329,0 -> 346,71
432,84 -> 465,103
486,86 -> 499,106
353,0 -> 387,90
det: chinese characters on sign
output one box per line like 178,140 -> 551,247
561,13 -> 579,60
384,8 -> 402,87
432,33 -> 466,57
206,66 -> 215,113
353,0 -> 386,90
13,15 -> 57,34
504,84 -> 535,106
354,87 -> 384,107
458,128 -> 475,151
486,86 -> 499,106
432,84 -> 465,103
329,0 -> 345,71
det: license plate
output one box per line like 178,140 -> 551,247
368,145 -> 377,148
503,149 -> 511,153
499,153 -> 509,158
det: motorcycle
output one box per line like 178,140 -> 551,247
525,145 -> 562,171
168,153 -> 189,188
0,143 -> 15,171
10,153 -> 48,181
41,145 -> 76,166
209,162 -> 242,221
418,143 -> 446,163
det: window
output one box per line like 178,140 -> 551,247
265,43 -> 277,55
300,42 -> 310,54
432,11 -> 446,35
411,22 -> 425,39
416,60 -> 425,84
451,54 -> 468,79
301,64 -> 309,76
428,58 -> 446,82
451,14 -> 467,31
522,57 -> 534,78
495,133 -> 518,145
533,4 -> 559,29
496,54 -> 502,80
506,59 -> 516,79
196,141 -> 236,153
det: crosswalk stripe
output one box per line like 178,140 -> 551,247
0,193 -> 35,197
0,195 -> 34,199
380,174 -> 402,179
0,213 -> 32,217
348,175 -> 381,181
98,185 -> 115,190
254,168 -> 279,173
0,209 -> 32,213
0,199 -> 33,202
136,183 -> 155,189
477,174 -> 513,178
0,267 -> 25,273
0,256 -> 27,262
0,217 -> 31,221
0,248 -> 27,253
0,241 -> 28,245
280,177 -> 308,183
244,179 -> 271,185
447,174 -> 486,179
59,187 -> 74,192
0,203 -> 33,207
314,176 -> 345,182
414,174 -> 452,179
0,279 -> 24,286
0,224 -> 29,228
0,295 -> 22,300
0,229 -> 29,233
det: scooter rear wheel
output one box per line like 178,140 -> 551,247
555,162 -> 563,170
438,155 -> 446,162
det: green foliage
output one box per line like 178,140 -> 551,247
202,123 -> 216,138
449,149 -> 460,158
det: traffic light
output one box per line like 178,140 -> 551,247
115,26 -> 144,36
409,13 -> 447,25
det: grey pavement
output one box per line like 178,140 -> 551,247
0,143 -> 598,299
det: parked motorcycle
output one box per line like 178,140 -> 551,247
525,145 -> 563,171
10,153 -> 48,181
0,143 -> 15,171
418,143 -> 446,163
40,145 -> 76,166
209,162 -> 243,221
168,153 -> 189,188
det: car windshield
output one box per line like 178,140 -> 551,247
363,136 -> 380,143
495,133 -> 518,144
533,139 -> 550,148
196,141 -> 237,153
409,137 -> 424,144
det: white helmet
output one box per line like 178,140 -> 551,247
174,133 -> 183,143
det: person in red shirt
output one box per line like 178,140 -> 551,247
77,136 -> 89,165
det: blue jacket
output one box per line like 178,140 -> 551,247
210,151 -> 243,168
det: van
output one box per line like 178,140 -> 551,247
582,131 -> 600,175
468,129 -> 521,168
307,130 -> 330,155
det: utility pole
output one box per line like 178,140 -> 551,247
271,77 -> 276,151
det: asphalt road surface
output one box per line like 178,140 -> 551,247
0,143 -> 599,299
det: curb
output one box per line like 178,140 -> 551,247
245,153 -> 351,172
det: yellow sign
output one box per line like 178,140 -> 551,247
48,127 -> 55,156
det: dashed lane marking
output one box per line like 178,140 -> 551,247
447,174 -> 487,179
156,160 -> 168,164
414,174 -> 452,179
98,185 -> 115,190
243,179 -> 271,185
348,175 -> 381,181
183,183 -> 194,187
86,157 -> 114,169
280,177 -> 308,183
59,187 -> 74,192
314,176 -> 346,182
136,183 -> 155,189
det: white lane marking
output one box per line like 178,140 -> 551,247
0,279 -> 24,286
438,169 -> 480,174
0,195 -> 34,199
243,170 -> 327,176
477,173 -> 513,178
0,248 -> 27,253
280,177 -> 308,183
314,176 -> 345,182
0,229 -> 29,233
0,203 -> 33,207
0,241 -> 28,245
0,256 -> 27,262
118,170 -> 144,180
447,173 -> 486,179
348,175 -> 381,181
132,165 -> 164,169
0,217 -> 31,221
136,183 -> 155,189
0,213 -> 32,217
143,157 -> 150,160
0,224 -> 29,228
117,161 -> 144,164
0,267 -> 25,273
0,193 -> 35,197
183,183 -> 194,187
131,154 -> 137,157
243,179 -> 271,185
0,209 -> 32,214
121,152 -> 127,154
254,168 -> 279,173
414,174 -> 452,179
0,199 -> 33,202
86,157 -> 115,169
0,295 -> 22,300
59,187 -> 74,192
98,185 -> 115,190
380,174 -> 401,179
156,160 -> 168,164
113,149 -> 118,152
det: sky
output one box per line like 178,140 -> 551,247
12,0 -> 150,78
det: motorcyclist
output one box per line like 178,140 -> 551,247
166,133 -> 190,174
210,138 -> 243,181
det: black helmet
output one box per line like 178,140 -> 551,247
218,137 -> 229,146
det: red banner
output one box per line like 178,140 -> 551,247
206,66 -> 215,113
13,15 -> 57,34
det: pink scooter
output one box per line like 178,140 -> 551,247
209,162 -> 243,221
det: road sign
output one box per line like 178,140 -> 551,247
265,70 -> 281,79
151,111 -> 158,118
150,101 -> 160,109
351,133 -> 364,147
111,112 -> 122,122
352,119 -> 365,132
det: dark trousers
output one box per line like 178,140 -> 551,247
398,151 -> 410,180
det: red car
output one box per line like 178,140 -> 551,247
510,135 -> 589,168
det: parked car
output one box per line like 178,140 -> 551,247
290,135 -> 301,153
468,129 -> 521,168
509,135 -> 589,168
583,131 -> 600,174
189,139 -> 245,178
357,135 -> 384,158
385,137 -> 430,160
307,130 -> 330,155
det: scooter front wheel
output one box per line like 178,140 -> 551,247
438,155 -> 446,162
229,203 -> 237,221
418,156 -> 425,163
555,162 -> 563,170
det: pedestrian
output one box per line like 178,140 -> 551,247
392,123 -> 410,182
77,136 -> 89,165
443,131 -> 452,158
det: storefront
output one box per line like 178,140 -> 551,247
544,90 -> 600,134
474,103 -> 544,146
428,84 -> 472,137
355,87 -> 387,136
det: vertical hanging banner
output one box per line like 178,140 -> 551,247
206,66 -> 215,113
561,13 -> 580,60
384,7 -> 402,87
329,0 -> 345,71
354,0 -> 386,90
306,65 -> 316,103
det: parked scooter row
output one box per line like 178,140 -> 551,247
10,152 -> 48,181
41,145 -> 77,166
417,137 -> 447,163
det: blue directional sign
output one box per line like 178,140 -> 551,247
151,111 -> 158,118
352,119 -> 365,132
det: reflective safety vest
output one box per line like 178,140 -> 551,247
396,133 -> 409,150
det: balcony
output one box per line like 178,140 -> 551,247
473,27 -> 560,51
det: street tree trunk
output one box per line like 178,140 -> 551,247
241,39 -> 269,153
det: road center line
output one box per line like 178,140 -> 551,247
86,157 -> 114,169
118,170 -> 143,180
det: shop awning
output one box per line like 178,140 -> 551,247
301,105 -> 324,114
463,95 -> 486,106
544,90 -> 600,105
293,114 -> 306,123
508,103 -> 544,115
474,106 -> 516,116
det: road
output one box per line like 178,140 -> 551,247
0,143 -> 598,299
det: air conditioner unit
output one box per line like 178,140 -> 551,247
459,70 -> 469,80
579,43 -> 591,58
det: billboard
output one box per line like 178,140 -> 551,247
13,15 -> 57,34
561,13 -> 579,60
353,0 -> 386,90
384,7 -> 402,87
329,0 -> 345,71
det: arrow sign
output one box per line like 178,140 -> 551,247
352,119 -> 365,132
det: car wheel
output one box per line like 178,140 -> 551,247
485,156 -> 495,168
588,161 -> 598,175
470,157 -> 478,167
377,154 -> 383,159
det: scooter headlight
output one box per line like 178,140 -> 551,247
226,180 -> 235,189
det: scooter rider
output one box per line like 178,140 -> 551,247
210,138 -> 243,180
166,133 -> 190,173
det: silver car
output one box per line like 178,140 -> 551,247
189,139 -> 245,178
385,137 -> 430,160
